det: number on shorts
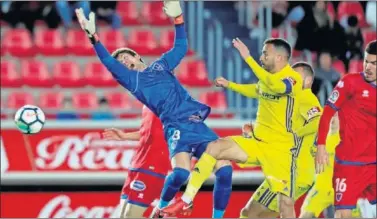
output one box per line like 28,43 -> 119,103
335,178 -> 347,192
172,130 -> 181,141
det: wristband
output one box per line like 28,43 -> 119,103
174,15 -> 184,24
88,33 -> 99,45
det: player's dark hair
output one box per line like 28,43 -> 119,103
292,61 -> 315,78
112,48 -> 144,63
264,38 -> 292,59
365,40 -> 377,55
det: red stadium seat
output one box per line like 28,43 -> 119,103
3,29 -> 35,57
105,92 -> 132,109
116,1 -> 140,25
348,60 -> 364,73
7,91 -> 34,109
362,30 -> 377,49
199,91 -> 233,118
35,29 -> 66,56
39,92 -> 64,110
66,30 -> 94,56
1,38 -> 7,56
99,30 -> 126,54
1,60 -> 21,87
127,29 -> 158,55
142,2 -> 171,26
337,2 -> 368,28
52,61 -> 83,87
159,30 -> 194,56
332,60 -> 346,75
21,60 -> 53,87
84,62 -> 118,87
72,92 -> 99,110
177,60 -> 211,87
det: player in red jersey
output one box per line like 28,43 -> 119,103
103,106 -> 170,218
316,40 -> 377,218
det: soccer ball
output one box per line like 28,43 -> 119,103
14,105 -> 45,134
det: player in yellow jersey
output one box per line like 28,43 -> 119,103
300,114 -> 361,218
162,38 -> 305,218
238,62 -> 322,218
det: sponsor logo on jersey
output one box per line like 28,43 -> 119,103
328,90 -> 340,104
130,180 -> 146,192
362,90 -> 369,97
260,92 -> 281,101
307,107 -> 321,119
151,63 -> 164,71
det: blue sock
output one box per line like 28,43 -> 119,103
213,165 -> 233,218
158,167 -> 190,209
323,205 -> 335,218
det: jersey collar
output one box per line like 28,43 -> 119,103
361,72 -> 377,88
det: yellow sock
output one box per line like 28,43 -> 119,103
239,214 -> 248,218
183,153 -> 217,201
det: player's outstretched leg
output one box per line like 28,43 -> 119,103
151,153 -> 191,218
162,137 -> 248,217
212,161 -> 233,218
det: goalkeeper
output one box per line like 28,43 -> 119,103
75,2 -> 233,218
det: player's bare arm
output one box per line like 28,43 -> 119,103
232,38 -> 296,95
215,76 -> 259,98
103,128 -> 140,141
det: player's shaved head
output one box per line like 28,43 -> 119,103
264,38 -> 292,60
292,62 -> 315,89
260,38 -> 292,73
292,62 -> 315,78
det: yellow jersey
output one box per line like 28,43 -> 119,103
295,89 -> 323,186
244,57 -> 303,144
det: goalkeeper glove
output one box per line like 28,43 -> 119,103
163,1 -> 184,24
75,8 -> 98,44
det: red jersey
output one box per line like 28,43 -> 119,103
129,106 -> 170,176
317,73 -> 376,164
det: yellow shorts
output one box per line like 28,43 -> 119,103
251,180 -> 312,212
230,135 -> 296,198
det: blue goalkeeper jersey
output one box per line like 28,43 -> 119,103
93,24 -> 211,124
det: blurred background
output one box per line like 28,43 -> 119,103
0,1 -> 376,218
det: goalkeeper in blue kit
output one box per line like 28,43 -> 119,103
75,1 -> 233,218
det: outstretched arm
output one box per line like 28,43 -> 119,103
233,38 -> 296,95
228,82 -> 259,98
103,129 -> 141,141
244,56 -> 293,94
214,77 -> 259,98
75,8 -> 138,91
160,2 -> 188,71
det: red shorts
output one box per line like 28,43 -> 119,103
121,169 -> 166,207
333,162 -> 376,209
